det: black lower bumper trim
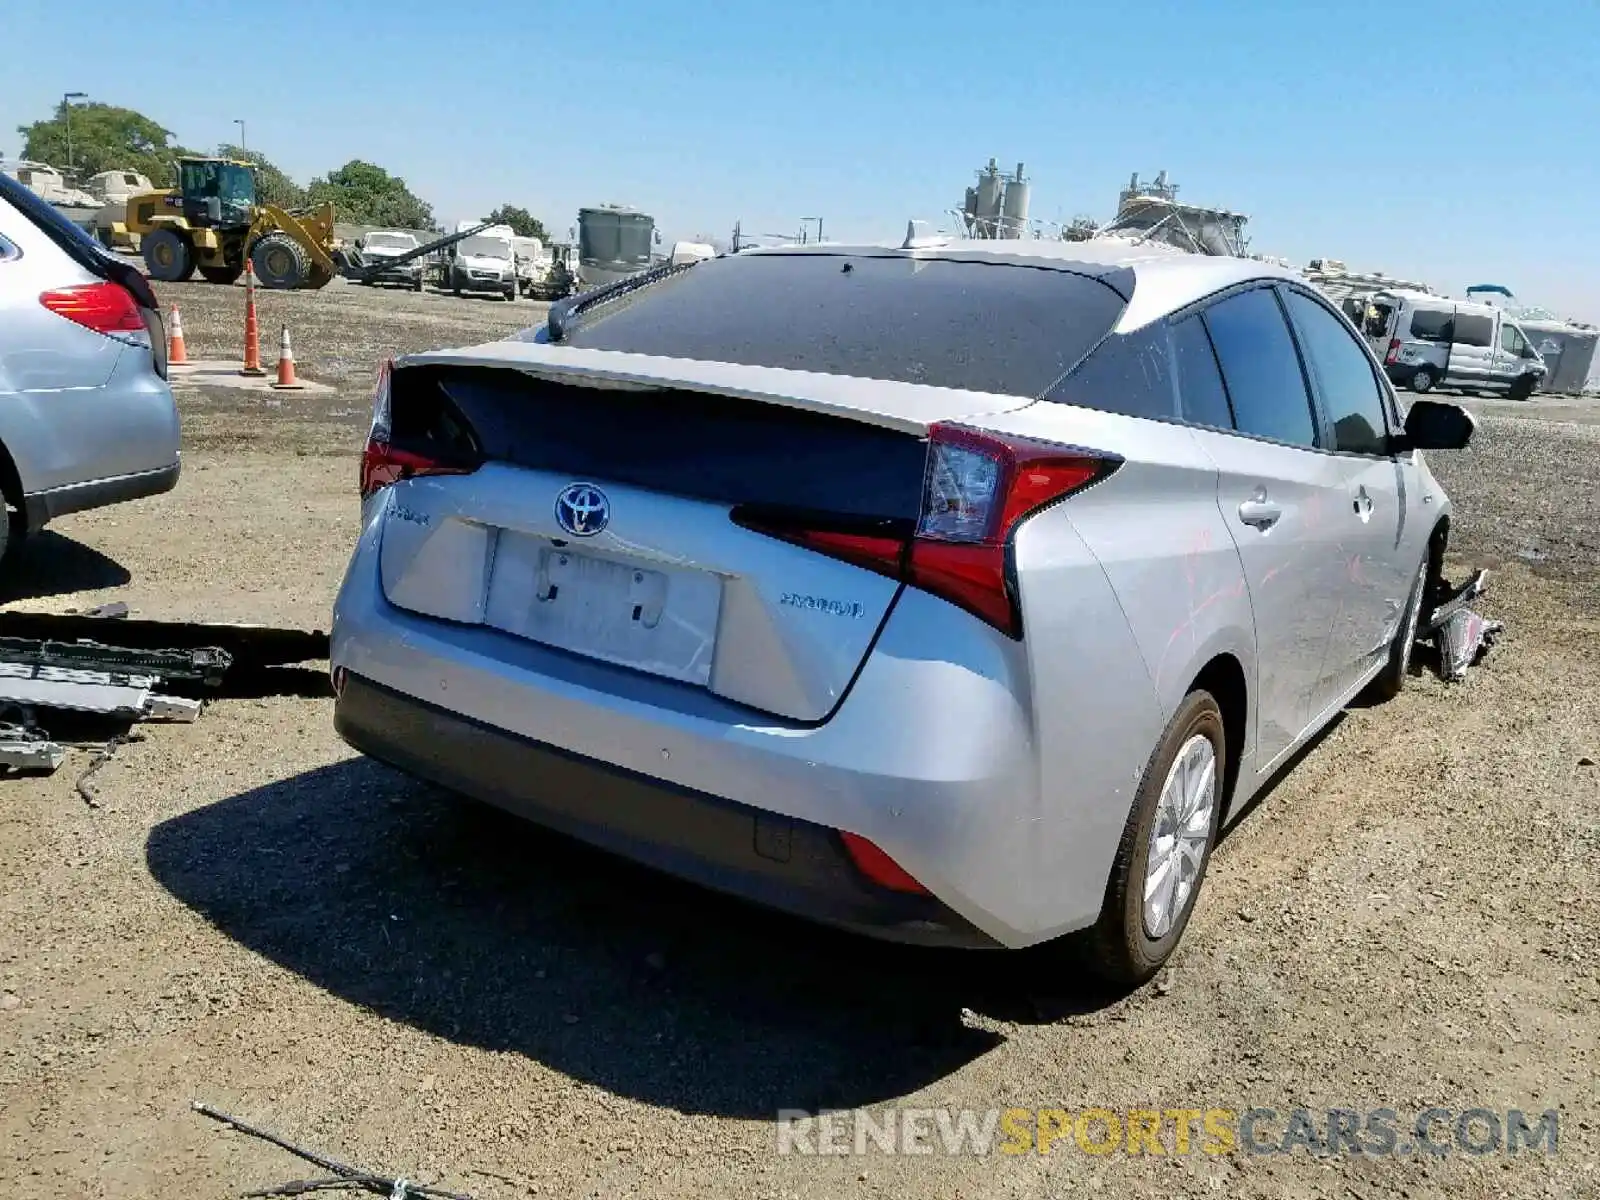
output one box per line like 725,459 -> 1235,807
334,673 -> 998,948
25,460 -> 180,528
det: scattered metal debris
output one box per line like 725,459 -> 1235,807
0,635 -> 232,688
0,720 -> 65,773
193,1101 -> 477,1200
0,611 -> 329,668
1424,569 -> 1505,681
0,609 -> 331,783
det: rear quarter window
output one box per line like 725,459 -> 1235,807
1044,324 -> 1177,420
558,252 -> 1131,397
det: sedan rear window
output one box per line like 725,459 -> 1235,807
557,252 -> 1130,397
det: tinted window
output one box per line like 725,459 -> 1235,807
1500,323 -> 1525,356
1454,313 -> 1493,347
1201,288 -> 1318,448
1410,308 -> 1453,342
560,253 -> 1129,395
1283,290 -> 1389,456
1169,315 -> 1234,429
1046,324 -> 1176,420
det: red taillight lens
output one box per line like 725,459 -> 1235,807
839,831 -> 929,895
1385,338 -> 1401,365
39,282 -> 145,335
735,425 -> 1113,638
359,440 -> 474,499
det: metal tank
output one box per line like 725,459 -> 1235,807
577,205 -> 657,289
999,162 -> 1030,238
973,159 -> 1004,237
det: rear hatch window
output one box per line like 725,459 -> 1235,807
554,251 -> 1130,396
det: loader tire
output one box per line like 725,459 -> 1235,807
198,263 -> 244,286
143,229 -> 195,282
250,233 -> 311,290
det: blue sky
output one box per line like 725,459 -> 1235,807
6,0 -> 1597,322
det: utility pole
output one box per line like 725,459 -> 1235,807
233,119 -> 247,156
62,92 -> 87,174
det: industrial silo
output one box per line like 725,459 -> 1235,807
974,159 -> 1004,237
1000,162 -> 1030,237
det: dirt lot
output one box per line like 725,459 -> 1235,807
0,277 -> 1596,1199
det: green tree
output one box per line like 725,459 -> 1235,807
485,205 -> 550,241
217,144 -> 306,209
17,100 -> 192,184
306,160 -> 434,230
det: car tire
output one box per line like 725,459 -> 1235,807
1364,544 -> 1431,703
1507,374 -> 1536,401
250,232 -> 311,289
142,228 -> 194,282
413,276 -> 424,292
1085,689 -> 1226,986
1410,367 -> 1436,394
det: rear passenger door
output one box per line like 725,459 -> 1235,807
1177,287 -> 1351,770
1279,287 -> 1409,697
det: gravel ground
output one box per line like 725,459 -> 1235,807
0,278 -> 1596,1199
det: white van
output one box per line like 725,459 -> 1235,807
444,224 -> 517,301
1362,289 -> 1546,399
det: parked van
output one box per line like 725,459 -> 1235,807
1361,289 -> 1546,399
442,224 -> 517,301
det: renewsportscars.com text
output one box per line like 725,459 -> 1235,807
775,1106 -> 1559,1158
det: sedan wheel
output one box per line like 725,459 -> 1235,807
1086,689 -> 1226,985
1143,734 -> 1216,940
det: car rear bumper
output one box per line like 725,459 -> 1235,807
335,672 -> 998,947
330,511 -> 1085,948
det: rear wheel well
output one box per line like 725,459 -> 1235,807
1191,654 -> 1247,819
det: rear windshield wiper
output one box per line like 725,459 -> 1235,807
547,258 -> 703,342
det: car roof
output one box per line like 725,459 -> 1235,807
741,237 -> 1302,333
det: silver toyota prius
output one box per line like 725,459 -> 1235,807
331,238 -> 1474,984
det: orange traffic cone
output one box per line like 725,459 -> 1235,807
271,325 -> 304,390
239,263 -> 266,377
167,303 -> 190,367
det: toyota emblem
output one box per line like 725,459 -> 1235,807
554,483 -> 610,537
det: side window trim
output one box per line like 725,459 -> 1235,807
0,231 -> 19,262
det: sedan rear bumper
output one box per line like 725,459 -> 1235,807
335,671 -> 998,947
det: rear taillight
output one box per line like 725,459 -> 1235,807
39,282 -> 145,335
735,423 -> 1115,638
1385,338 -> 1401,365
839,832 -> 929,895
359,359 -> 475,499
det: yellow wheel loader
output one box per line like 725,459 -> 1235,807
125,158 -> 341,289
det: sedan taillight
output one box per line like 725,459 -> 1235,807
735,424 -> 1118,639
39,281 -> 146,335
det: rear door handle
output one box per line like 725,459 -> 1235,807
1237,497 -> 1282,530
